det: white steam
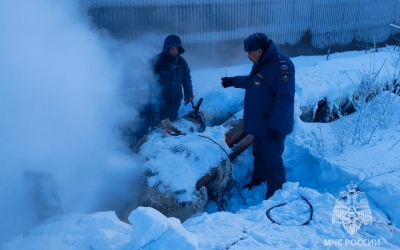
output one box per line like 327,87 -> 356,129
0,0 -> 155,244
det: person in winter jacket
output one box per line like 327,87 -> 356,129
150,34 -> 193,122
221,33 -> 295,199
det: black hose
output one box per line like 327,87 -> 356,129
266,196 -> 313,226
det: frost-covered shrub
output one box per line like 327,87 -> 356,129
333,49 -> 400,150
310,125 -> 325,158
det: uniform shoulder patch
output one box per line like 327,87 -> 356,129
281,71 -> 290,82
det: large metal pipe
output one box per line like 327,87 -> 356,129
221,115 -> 254,161
140,114 -> 254,221
135,90 -> 250,221
195,116 -> 253,193
228,134 -> 254,162
224,118 -> 247,148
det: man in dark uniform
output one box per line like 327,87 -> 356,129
150,34 -> 193,122
221,33 -> 295,199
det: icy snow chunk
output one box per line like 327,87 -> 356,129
143,216 -> 198,250
128,206 -> 198,250
128,207 -> 168,248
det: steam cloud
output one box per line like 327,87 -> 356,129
0,0 -> 155,244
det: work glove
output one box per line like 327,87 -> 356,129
184,95 -> 194,106
267,128 -> 280,142
221,77 -> 234,88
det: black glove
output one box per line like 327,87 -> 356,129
221,77 -> 233,88
267,128 -> 280,142
184,95 -> 193,106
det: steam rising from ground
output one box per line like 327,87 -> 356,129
0,0 -> 155,244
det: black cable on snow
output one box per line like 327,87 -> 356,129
197,134 -> 247,205
198,134 -> 229,156
266,196 -> 313,226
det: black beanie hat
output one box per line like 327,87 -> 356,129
243,33 -> 270,52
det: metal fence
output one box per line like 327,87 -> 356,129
81,0 -> 400,66
83,0 -> 400,47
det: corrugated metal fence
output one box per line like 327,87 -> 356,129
82,0 -> 400,48
81,0 -> 400,67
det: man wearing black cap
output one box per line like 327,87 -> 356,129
150,34 -> 193,122
221,33 -> 295,199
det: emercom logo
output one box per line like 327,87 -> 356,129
324,239 -> 381,247
332,182 -> 372,235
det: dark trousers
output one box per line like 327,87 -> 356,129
158,101 -> 181,122
252,135 -> 286,199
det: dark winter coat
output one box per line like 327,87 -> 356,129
150,37 -> 193,105
232,40 -> 295,139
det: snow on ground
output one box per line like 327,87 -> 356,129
3,49 -> 400,249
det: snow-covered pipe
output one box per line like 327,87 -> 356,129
195,117 -> 253,193
139,113 -> 255,221
136,89 -> 245,221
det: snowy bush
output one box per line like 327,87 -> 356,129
310,125 -> 325,158
332,50 -> 400,149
